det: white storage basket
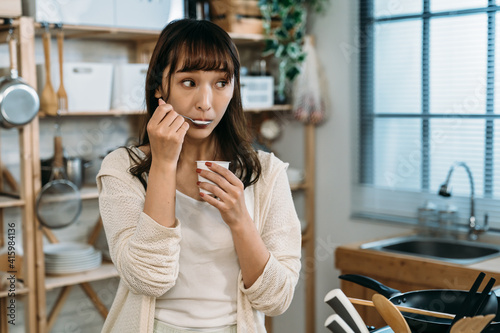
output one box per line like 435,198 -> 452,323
111,63 -> 149,111
240,76 -> 274,109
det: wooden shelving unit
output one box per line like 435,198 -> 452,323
8,18 -> 316,333
0,16 -> 38,333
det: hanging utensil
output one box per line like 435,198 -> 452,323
40,24 -> 58,116
0,22 -> 39,128
36,120 -> 81,229
372,294 -> 411,333
56,25 -> 68,112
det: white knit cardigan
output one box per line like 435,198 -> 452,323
97,148 -> 302,333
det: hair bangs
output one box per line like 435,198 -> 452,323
176,36 -> 235,80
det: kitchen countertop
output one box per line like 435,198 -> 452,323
335,233 -> 500,290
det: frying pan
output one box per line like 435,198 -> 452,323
339,274 -> 500,333
0,28 -> 39,128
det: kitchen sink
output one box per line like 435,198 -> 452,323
360,235 -> 500,265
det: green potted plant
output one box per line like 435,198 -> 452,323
259,0 -> 327,102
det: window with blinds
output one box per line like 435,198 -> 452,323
354,0 -> 500,230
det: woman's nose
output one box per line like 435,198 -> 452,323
196,85 -> 212,111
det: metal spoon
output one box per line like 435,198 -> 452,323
181,115 -> 212,126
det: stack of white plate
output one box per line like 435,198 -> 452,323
44,242 -> 102,275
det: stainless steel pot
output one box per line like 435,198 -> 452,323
0,35 -> 39,128
66,157 -> 92,189
41,156 -> 92,189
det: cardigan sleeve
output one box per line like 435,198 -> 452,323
239,163 -> 302,316
97,149 -> 181,298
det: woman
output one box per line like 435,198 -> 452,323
97,19 -> 301,333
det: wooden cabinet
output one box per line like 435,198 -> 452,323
4,18 -> 316,333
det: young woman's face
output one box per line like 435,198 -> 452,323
156,66 -> 234,139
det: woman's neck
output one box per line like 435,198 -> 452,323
179,135 -> 218,165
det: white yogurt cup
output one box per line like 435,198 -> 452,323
196,161 -> 230,195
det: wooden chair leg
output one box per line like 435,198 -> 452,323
80,282 -> 108,319
47,285 -> 73,331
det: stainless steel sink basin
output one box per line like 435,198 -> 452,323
360,235 -> 500,264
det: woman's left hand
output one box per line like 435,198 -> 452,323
197,162 -> 251,227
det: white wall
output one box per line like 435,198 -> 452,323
271,1 -> 413,332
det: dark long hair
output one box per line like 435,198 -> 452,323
127,19 -> 261,189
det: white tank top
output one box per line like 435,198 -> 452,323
155,187 -> 254,329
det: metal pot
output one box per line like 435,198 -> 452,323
41,157 -> 92,189
66,157 -> 92,188
0,35 -> 39,129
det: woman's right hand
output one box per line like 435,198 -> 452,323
147,98 -> 189,165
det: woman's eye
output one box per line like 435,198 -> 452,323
216,81 -> 228,88
182,80 -> 195,87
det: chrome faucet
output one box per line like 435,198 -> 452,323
438,162 -> 489,240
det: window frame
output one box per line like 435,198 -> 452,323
357,0 -> 500,229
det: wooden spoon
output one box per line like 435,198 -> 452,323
41,28 -> 58,116
56,28 -> 68,112
450,314 -> 495,333
372,294 -> 411,333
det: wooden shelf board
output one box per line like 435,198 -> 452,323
34,23 -> 160,41
29,23 -> 267,43
245,105 -> 293,113
39,109 -> 146,117
39,105 -> 292,117
0,287 -> 30,299
229,32 -> 265,43
0,196 -> 25,208
80,186 -> 99,200
45,262 -> 118,291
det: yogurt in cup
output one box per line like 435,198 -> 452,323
196,161 -> 230,195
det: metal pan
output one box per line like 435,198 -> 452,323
339,274 -> 500,333
0,28 -> 39,128
36,128 -> 81,229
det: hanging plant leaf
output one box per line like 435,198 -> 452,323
286,42 -> 301,59
263,39 -> 279,55
275,44 -> 285,58
283,17 -> 296,31
276,28 -> 289,39
286,65 -> 301,81
260,0 -> 329,100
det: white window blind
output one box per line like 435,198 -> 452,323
354,0 -> 500,230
